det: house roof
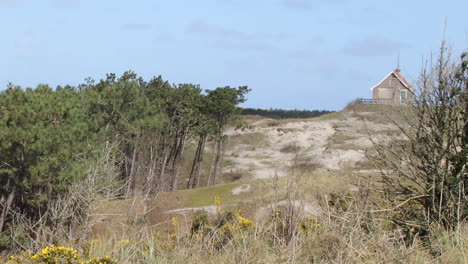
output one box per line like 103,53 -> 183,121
370,69 -> 414,92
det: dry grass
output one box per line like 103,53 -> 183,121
4,104 -> 466,263
222,169 -> 252,182
327,132 -> 362,151
227,132 -> 270,149
344,103 -> 412,125
8,225 -> 466,263
5,165 -> 466,264
314,111 -> 344,121
279,143 -> 301,153
265,120 -> 281,127
35,202 -> 468,264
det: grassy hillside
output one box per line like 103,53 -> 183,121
4,103 -> 467,264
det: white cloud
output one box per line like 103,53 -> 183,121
212,39 -> 271,51
121,24 -> 152,31
343,35 -> 409,57
49,0 -> 80,8
280,0 -> 345,9
280,0 -> 312,9
186,20 -> 253,41
0,0 -> 25,7
186,20 -> 284,52
155,32 -> 176,43
14,29 -> 42,58
290,49 -> 340,76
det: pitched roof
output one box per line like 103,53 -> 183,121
393,70 -> 413,89
370,70 -> 414,92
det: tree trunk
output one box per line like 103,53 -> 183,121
207,139 -> 219,186
209,135 -> 224,186
213,139 -> 226,185
170,129 -> 188,191
145,134 -> 160,195
188,133 -> 207,189
125,140 -> 138,198
157,146 -> 170,191
194,134 -> 207,188
0,190 -> 15,234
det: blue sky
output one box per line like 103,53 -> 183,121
1,0 -> 467,110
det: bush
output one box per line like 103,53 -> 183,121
4,245 -> 117,264
280,143 -> 301,153
368,43 -> 467,241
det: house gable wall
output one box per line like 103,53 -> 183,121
372,72 -> 413,104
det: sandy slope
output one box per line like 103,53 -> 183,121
224,112 -> 394,179
90,110 -> 399,236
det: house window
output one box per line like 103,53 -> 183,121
389,78 -> 395,87
400,90 -> 407,104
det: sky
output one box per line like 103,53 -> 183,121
0,0 -> 467,110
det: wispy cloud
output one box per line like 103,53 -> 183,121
186,20 -> 288,51
345,67 -> 372,82
360,6 -> 392,19
280,0 -> 312,9
280,0 -> 345,9
289,49 -> 340,76
49,0 -> 80,8
14,29 -> 42,58
186,20 -> 253,41
343,35 -> 409,57
187,20 -> 293,41
212,39 -> 271,51
155,32 -> 176,43
226,57 -> 260,73
121,23 -> 152,31
0,0 -> 25,7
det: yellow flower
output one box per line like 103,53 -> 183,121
235,210 -> 255,229
90,239 -> 101,244
214,195 -> 221,213
116,239 -> 130,245
171,216 -> 179,232
31,245 -> 80,263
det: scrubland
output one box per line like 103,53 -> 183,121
3,104 -> 466,264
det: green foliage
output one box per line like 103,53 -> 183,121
83,256 -> 118,264
190,210 -> 211,234
241,108 -> 334,119
188,207 -> 255,250
0,71 -> 250,251
205,86 -> 250,133
369,46 -> 468,241
0,84 -> 92,221
85,71 -> 165,139
5,245 -> 117,264
30,245 -> 80,264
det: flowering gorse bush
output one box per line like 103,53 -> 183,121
214,194 -> 221,214
82,256 -> 117,264
30,245 -> 80,264
4,245 -> 117,264
236,211 -> 255,230
185,196 -> 256,250
299,215 -> 321,235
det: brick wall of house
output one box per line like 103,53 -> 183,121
372,72 -> 412,104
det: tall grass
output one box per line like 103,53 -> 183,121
18,200 -> 464,264
8,167 -> 465,264
3,121 -> 466,263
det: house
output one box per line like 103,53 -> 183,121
370,69 -> 414,104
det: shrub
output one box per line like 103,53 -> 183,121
368,44 -> 467,241
280,143 -> 301,153
4,245 -> 117,264
30,245 -> 80,264
83,256 -> 118,264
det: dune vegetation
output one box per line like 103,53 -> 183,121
0,46 -> 466,263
